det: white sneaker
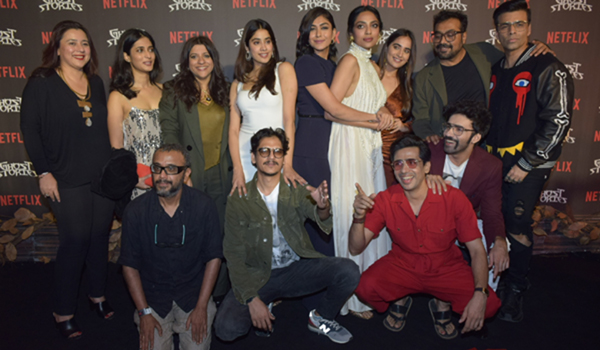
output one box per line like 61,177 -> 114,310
307,309 -> 353,344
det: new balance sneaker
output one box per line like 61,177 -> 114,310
307,309 -> 353,344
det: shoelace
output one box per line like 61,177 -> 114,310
319,318 -> 342,331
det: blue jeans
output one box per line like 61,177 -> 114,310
214,257 -> 359,341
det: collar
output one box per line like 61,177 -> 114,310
390,185 -> 443,204
150,185 -> 189,219
349,42 -> 372,61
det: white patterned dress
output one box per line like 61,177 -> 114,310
328,43 -> 392,314
123,107 -> 162,199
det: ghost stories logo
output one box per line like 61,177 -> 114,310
107,28 -> 125,47
169,0 -> 211,11
0,97 -> 21,113
234,28 -> 244,47
425,0 -> 466,12
551,0 -> 592,12
39,0 -> 83,12
297,0 -> 340,12
565,62 -> 584,80
379,28 -> 397,45
0,28 -> 22,46
540,188 -> 567,204
485,29 -> 499,45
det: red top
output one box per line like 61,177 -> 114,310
365,185 -> 481,273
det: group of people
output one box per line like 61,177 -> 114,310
19,0 -> 573,348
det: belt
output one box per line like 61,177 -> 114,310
487,142 -> 524,158
299,114 -> 324,119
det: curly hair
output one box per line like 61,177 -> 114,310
443,100 -> 492,138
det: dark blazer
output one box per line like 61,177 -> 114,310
429,142 -> 505,249
159,82 -> 233,215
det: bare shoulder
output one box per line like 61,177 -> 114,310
337,53 -> 358,70
278,61 -> 295,76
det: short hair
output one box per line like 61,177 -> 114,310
433,10 -> 468,32
389,135 -> 431,164
443,100 -> 492,139
347,5 -> 383,38
493,0 -> 531,27
154,143 -> 191,168
250,128 -> 289,156
296,7 -> 337,60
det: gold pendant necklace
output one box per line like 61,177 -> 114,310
57,68 -> 93,127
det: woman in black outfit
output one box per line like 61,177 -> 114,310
20,20 -> 115,339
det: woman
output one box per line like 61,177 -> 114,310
159,36 -> 231,226
327,5 -> 392,319
20,20 -> 115,339
378,29 -> 416,187
229,19 -> 304,196
107,28 -> 163,199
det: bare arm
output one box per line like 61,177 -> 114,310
228,81 -> 247,197
107,91 -> 126,149
459,238 -> 488,333
349,183 -> 377,255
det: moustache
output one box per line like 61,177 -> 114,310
444,136 -> 458,143
436,43 -> 452,50
155,179 -> 172,185
263,160 -> 279,166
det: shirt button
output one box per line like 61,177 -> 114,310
264,216 -> 268,221
441,229 -> 444,232
263,238 -> 268,242
418,229 -> 421,232
420,244 -> 423,247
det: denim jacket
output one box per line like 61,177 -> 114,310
223,174 -> 332,304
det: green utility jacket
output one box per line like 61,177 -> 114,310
224,174 -> 332,304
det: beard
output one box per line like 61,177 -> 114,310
435,43 -> 459,60
155,179 -> 181,198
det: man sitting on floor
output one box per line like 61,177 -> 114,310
119,144 -> 222,350
214,128 -> 360,344
350,135 -> 501,339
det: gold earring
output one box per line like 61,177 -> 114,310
349,35 -> 354,42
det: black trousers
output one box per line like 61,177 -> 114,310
50,184 -> 114,315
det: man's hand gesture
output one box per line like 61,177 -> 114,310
353,183 -> 376,219
248,297 -> 275,332
307,180 -> 329,209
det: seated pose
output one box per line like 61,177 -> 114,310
429,100 -> 509,290
350,135 -> 500,339
119,144 -> 222,350
214,128 -> 360,344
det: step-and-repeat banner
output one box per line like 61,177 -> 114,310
1,1 -> 599,252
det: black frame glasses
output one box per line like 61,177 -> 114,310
431,30 -> 464,42
442,122 -> 475,136
392,158 -> 421,171
150,164 -> 187,175
257,147 -> 284,159
154,224 -> 186,248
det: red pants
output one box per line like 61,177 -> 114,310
355,253 -> 501,318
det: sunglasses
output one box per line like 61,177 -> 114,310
392,158 -> 421,171
257,147 -> 284,159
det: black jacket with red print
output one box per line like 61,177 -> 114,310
487,43 -> 574,172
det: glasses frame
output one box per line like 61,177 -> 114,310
497,20 -> 529,33
392,158 -> 422,171
431,30 -> 464,42
150,164 -> 188,175
257,147 -> 284,159
442,122 -> 476,137
154,224 -> 186,248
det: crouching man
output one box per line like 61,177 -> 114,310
350,135 -> 500,339
214,128 -> 360,344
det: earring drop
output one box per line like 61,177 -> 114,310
245,51 -> 251,61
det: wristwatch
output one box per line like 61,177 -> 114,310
138,307 -> 152,317
474,287 -> 489,297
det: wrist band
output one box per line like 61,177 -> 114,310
352,216 -> 365,224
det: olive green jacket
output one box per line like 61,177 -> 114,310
224,174 -> 332,304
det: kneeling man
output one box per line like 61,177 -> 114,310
214,128 -> 360,344
350,135 -> 500,339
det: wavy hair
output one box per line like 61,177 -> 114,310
296,7 -> 337,61
234,19 -> 281,99
377,29 -> 416,120
109,29 -> 162,99
170,36 -> 229,111
31,20 -> 98,78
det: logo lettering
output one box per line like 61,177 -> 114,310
41,31 -> 53,45
0,161 -> 37,178
360,0 -> 403,8
0,28 -> 22,46
0,0 -> 18,9
379,28 -> 397,45
319,324 -> 330,333
0,97 -> 21,113
234,28 -> 244,47
39,0 -> 83,12
232,0 -> 276,9
485,29 -> 499,45
594,130 -> 600,142
298,0 -> 340,11
0,66 -> 26,79
553,161 -> 572,172
565,128 -> 575,144
590,159 -> 600,175
425,0 -> 467,12
565,62 -> 584,80
546,31 -> 589,44
0,195 -> 42,206
103,0 -> 147,9
169,31 -> 213,43
488,0 -> 529,9
169,0 -> 211,11
0,132 -> 23,144
540,188 -> 567,204
107,28 -> 125,47
551,0 -> 592,12
586,191 -> 600,202
422,31 -> 434,44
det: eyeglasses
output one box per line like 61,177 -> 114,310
392,158 -> 421,171
497,20 -> 528,33
150,164 -> 187,175
257,147 -> 284,159
431,30 -> 464,42
154,224 -> 186,248
442,122 -> 475,136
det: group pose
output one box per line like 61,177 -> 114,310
20,1 -> 573,348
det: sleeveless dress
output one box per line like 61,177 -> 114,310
328,43 -> 392,314
381,84 -> 413,187
123,106 -> 162,199
236,63 -> 284,182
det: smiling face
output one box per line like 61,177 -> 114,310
124,36 -> 155,74
309,15 -> 337,59
352,11 -> 380,50
251,136 -> 284,177
443,113 -> 480,155
393,146 -> 430,193
246,28 -> 273,67
57,29 -> 91,71
188,44 -> 214,84
433,18 -> 466,62
386,35 -> 412,70
496,10 -> 531,54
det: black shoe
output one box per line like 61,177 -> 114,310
55,318 -> 83,339
89,299 -> 115,320
498,286 -> 524,322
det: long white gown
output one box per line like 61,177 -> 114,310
237,63 -> 284,182
328,43 -> 392,314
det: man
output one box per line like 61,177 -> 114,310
119,144 -> 222,350
429,100 -> 509,288
487,0 -> 574,322
412,10 -> 549,144
214,128 -> 360,344
351,135 -> 500,339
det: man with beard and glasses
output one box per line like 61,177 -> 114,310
119,144 -> 222,350
412,10 -> 551,144
214,128 -> 359,344
350,135 -> 500,339
428,101 -> 508,291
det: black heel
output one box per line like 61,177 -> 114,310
55,318 -> 83,339
89,299 -> 114,320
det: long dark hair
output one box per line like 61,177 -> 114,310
347,5 -> 383,39
234,19 -> 281,99
31,20 -> 98,78
109,28 -> 162,99
171,36 -> 229,111
296,7 -> 337,61
377,29 -> 416,119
